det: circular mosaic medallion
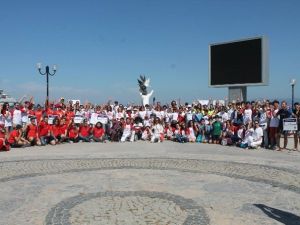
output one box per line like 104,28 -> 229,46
45,191 -> 210,225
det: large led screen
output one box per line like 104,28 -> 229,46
209,37 -> 268,86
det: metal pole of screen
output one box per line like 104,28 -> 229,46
290,79 -> 296,110
228,86 -> 247,102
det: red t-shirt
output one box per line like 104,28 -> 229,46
0,139 -> 3,149
79,125 -> 90,137
93,127 -> 104,138
27,124 -> 38,138
178,114 -> 185,124
35,109 -> 44,123
28,109 -> 35,117
51,125 -> 61,137
60,124 -> 68,135
8,130 -> 20,144
54,109 -> 65,118
46,108 -> 54,116
0,131 -> 5,139
68,126 -> 78,139
66,111 -> 75,123
39,121 -> 50,137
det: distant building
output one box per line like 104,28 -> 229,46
0,90 -> 16,105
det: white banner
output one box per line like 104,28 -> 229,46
283,118 -> 297,131
74,115 -> 84,124
97,116 -> 108,124
48,115 -> 58,125
198,100 -> 209,106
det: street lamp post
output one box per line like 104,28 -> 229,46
37,63 -> 57,108
290,79 -> 296,110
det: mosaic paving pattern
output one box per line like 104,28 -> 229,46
45,191 -> 209,225
0,158 -> 300,194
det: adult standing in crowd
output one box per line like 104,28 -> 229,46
276,101 -> 291,151
269,100 -> 280,150
293,102 -> 300,150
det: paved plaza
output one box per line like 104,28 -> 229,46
0,142 -> 300,225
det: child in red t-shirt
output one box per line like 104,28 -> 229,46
0,127 -> 10,151
50,118 -> 61,145
68,120 -> 79,143
78,119 -> 91,142
8,125 -> 30,148
59,117 -> 69,143
39,115 -> 52,145
34,105 -> 44,124
66,107 -> 75,124
91,122 -> 105,142
26,117 -> 41,146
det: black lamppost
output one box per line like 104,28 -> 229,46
290,79 -> 296,110
37,63 -> 57,108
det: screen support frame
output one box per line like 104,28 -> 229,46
228,86 -> 247,102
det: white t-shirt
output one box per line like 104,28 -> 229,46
4,111 -> 12,127
165,113 -> 173,123
143,119 -> 151,127
160,111 -> 166,120
152,124 -> 163,135
186,112 -> 193,122
237,128 -> 244,139
106,111 -> 115,121
138,111 -> 146,119
145,109 -> 152,118
221,112 -> 229,122
123,124 -> 132,134
115,112 -> 124,120
90,112 -> 99,125
172,112 -> 178,121
243,109 -> 252,124
153,110 -> 162,120
13,109 -> 22,125
188,127 -> 196,138
253,127 -> 263,141
21,110 -> 29,124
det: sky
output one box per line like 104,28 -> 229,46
0,0 -> 300,104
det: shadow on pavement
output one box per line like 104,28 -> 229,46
254,204 -> 300,225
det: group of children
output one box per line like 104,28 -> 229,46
0,98 -> 299,151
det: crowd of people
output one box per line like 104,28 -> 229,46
0,98 -> 300,152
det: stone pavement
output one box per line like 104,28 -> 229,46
0,142 -> 300,225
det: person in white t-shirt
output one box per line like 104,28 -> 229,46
247,121 -> 263,148
171,108 -> 179,123
243,102 -> 252,125
138,106 -> 146,120
121,118 -> 133,142
150,117 -> 164,143
185,105 -> 194,124
1,103 -> 12,132
12,103 -> 23,127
